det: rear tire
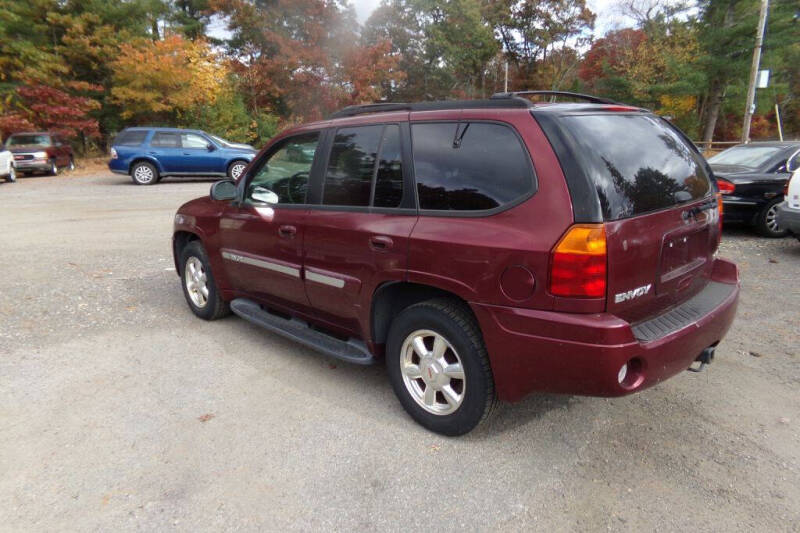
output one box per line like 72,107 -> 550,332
179,241 -> 230,320
131,161 -> 158,185
755,198 -> 788,238
386,298 -> 496,436
67,157 -> 75,171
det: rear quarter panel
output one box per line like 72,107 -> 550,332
406,109 -> 574,310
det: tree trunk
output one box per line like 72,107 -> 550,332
702,79 -> 725,143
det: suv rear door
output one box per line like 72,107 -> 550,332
301,121 -> 417,336
148,131 -> 183,173
539,110 -> 719,322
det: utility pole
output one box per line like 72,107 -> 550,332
742,0 -> 769,143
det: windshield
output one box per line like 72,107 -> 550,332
560,113 -> 712,221
707,145 -> 782,169
209,134 -> 236,148
7,134 -> 51,147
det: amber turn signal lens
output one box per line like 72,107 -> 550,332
549,224 -> 607,298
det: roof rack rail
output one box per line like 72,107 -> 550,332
329,103 -> 413,119
328,98 -> 534,119
491,90 -> 618,105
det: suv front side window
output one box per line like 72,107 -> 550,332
181,133 -> 209,149
245,132 -> 320,205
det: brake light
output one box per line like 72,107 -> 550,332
717,178 -> 735,195
549,224 -> 607,298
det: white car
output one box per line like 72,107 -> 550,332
0,142 -> 15,183
776,168 -> 800,240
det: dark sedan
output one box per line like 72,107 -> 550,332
708,141 -> 800,237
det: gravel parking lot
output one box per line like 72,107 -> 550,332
1,170 -> 798,532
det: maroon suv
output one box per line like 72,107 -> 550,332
5,131 -> 75,176
172,92 -> 740,435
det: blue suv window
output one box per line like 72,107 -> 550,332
181,133 -> 208,149
151,132 -> 180,148
114,130 -> 147,146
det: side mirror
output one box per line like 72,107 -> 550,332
206,143 -> 215,151
210,179 -> 237,201
251,185 -> 279,204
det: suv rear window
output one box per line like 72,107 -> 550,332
411,122 -> 534,211
560,114 -> 711,220
114,130 -> 148,146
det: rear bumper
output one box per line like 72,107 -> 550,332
472,258 -> 740,402
776,202 -> 800,234
722,197 -> 761,224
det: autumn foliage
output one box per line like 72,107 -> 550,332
0,0 -> 798,150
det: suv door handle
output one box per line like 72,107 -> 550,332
278,225 -> 297,238
369,235 -> 393,251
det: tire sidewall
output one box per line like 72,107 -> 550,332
7,165 -> 15,182
386,303 -> 492,436
179,242 -> 221,320
50,159 -> 58,176
131,162 -> 158,185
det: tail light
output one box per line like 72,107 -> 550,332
549,224 -> 607,298
717,178 -> 735,195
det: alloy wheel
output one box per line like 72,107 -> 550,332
133,165 -> 154,184
184,256 -> 209,308
400,329 -> 466,415
230,162 -> 246,179
766,203 -> 780,233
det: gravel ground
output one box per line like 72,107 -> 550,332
1,171 -> 798,532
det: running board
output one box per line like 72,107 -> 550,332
230,298 -> 375,365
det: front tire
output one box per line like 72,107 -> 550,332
179,241 -> 230,320
755,198 -> 788,238
386,299 -> 496,436
131,161 -> 158,185
6,165 -> 15,183
48,159 -> 58,176
227,160 -> 248,180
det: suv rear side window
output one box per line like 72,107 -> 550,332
323,126 -> 382,207
322,124 -> 404,208
411,122 -> 534,211
114,130 -> 148,146
560,114 -> 712,220
151,132 -> 180,148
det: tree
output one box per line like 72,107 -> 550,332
110,35 -> 226,123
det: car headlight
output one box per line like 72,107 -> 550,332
33,151 -> 48,159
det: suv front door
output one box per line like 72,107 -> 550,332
180,132 -> 226,174
302,123 -> 417,336
217,131 -> 320,310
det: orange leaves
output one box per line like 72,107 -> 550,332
110,34 -> 227,121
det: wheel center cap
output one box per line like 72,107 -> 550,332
422,359 -> 443,387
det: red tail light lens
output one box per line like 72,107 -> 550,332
549,224 -> 607,298
717,178 -> 735,195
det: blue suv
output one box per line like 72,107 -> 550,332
109,127 -> 257,185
